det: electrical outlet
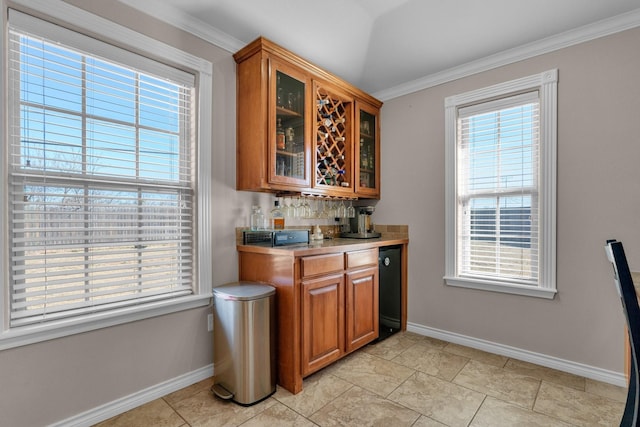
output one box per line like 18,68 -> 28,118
207,313 -> 213,332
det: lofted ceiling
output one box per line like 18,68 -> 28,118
118,0 -> 640,98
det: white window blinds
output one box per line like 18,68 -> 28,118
457,91 -> 540,284
7,12 -> 196,326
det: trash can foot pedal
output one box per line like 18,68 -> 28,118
211,384 -> 233,400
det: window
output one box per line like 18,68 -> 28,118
444,70 -> 557,298
1,8 -> 212,349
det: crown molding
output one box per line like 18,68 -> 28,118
8,0 -> 213,75
116,0 -> 245,53
21,0 -> 640,101
374,7 -> 640,101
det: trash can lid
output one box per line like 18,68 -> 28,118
213,281 -> 276,301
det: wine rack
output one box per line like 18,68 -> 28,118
316,86 -> 351,188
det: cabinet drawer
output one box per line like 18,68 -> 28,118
301,253 -> 344,278
346,248 -> 378,269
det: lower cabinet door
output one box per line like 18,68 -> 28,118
345,266 -> 379,353
301,273 -> 345,376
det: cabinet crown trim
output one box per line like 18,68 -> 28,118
234,36 -> 382,108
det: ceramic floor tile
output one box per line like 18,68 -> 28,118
393,331 -> 449,348
363,331 -> 434,360
444,343 -> 509,368
172,388 -> 275,427
240,401 -> 316,426
324,351 -> 415,397
388,371 -> 485,427
504,358 -> 585,391
309,385 -> 421,426
469,396 -> 573,427
412,415 -> 448,426
392,342 -> 469,381
94,398 -> 185,427
534,381 -> 625,426
273,370 -> 353,417
585,378 -> 628,403
453,360 -> 540,408
164,377 -> 215,407
417,334 -> 451,349
96,338 -> 627,427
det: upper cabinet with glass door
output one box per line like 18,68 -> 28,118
271,61 -> 309,187
234,37 -> 381,198
235,40 -> 310,193
355,100 -> 380,198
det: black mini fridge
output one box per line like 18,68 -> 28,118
378,245 -> 402,341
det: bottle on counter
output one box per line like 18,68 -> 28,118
250,205 -> 265,231
270,200 -> 285,229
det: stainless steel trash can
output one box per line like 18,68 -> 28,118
212,282 -> 276,406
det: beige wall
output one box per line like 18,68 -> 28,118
375,27 -> 640,373
2,1 -> 639,425
0,1 -> 273,426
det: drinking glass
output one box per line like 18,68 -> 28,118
282,197 -> 292,218
319,200 -> 329,218
347,200 -> 355,218
303,198 -> 312,218
293,196 -> 302,218
337,200 -> 346,218
313,199 -> 322,218
328,200 -> 337,218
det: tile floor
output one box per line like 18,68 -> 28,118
95,332 -> 627,426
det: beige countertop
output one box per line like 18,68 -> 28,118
237,236 -> 408,257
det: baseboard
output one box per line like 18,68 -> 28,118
49,324 -> 626,426
49,364 -> 214,427
407,322 -> 627,387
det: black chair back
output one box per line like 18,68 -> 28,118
605,239 -> 640,426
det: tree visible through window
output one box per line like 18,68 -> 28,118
7,17 -> 196,326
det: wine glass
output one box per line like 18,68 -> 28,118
347,200 -> 355,218
303,198 -> 312,218
292,196 -> 301,218
282,197 -> 292,218
320,200 -> 329,218
328,200 -> 337,218
337,200 -> 346,218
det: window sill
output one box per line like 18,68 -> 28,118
0,294 -> 212,351
444,276 -> 557,299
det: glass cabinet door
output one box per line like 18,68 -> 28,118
270,60 -> 309,187
314,82 -> 354,196
356,101 -> 379,197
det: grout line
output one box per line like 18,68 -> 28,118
467,394 -> 489,427
161,396 -> 190,427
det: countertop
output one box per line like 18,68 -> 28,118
237,236 -> 409,257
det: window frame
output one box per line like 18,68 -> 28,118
444,70 -> 557,299
0,1 -> 213,350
